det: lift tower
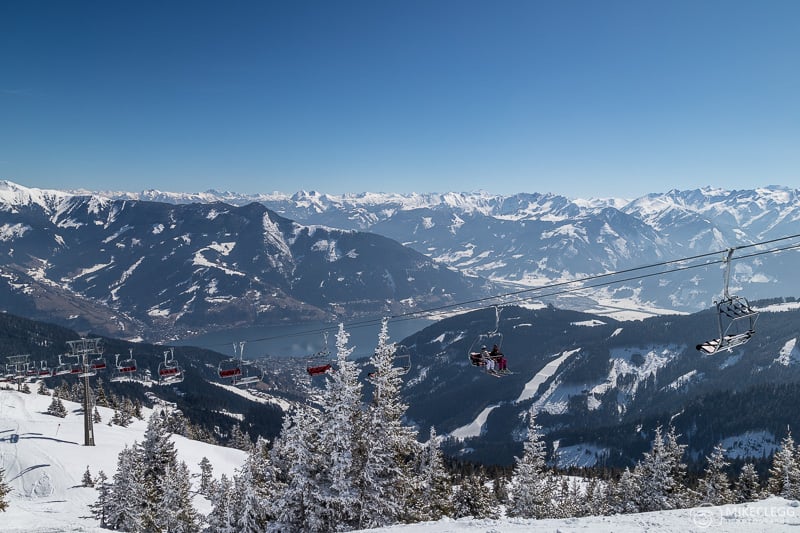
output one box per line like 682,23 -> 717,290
67,338 -> 103,446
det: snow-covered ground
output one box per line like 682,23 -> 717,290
0,387 -> 246,532
366,498 -> 800,532
3,387 -> 800,532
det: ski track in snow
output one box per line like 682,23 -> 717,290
0,388 -> 246,532
516,349 -> 580,403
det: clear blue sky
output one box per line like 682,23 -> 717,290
1,0 -> 798,198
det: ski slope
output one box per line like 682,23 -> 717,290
0,388 -> 246,532
3,387 -> 800,532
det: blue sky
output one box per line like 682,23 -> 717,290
1,0 -> 798,198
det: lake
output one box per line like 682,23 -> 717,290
173,317 -> 435,361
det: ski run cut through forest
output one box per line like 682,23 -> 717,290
4,321 -> 800,532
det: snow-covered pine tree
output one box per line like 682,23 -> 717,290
607,467 -> 639,514
158,461 -> 199,533
357,318 -> 419,529
230,436 -> 277,532
452,474 -> 498,519
313,323 -> 363,530
409,426 -> 453,521
0,467 -> 10,512
56,380 -> 71,401
699,443 -> 734,505
94,378 -> 109,408
37,381 -> 47,395
20,382 -> 30,394
229,423 -> 252,451
105,444 -> 144,531
735,463 -> 762,503
199,457 -> 214,496
632,425 -> 689,512
583,475 -> 608,517
767,429 -> 800,499
82,465 -> 94,487
132,399 -> 143,420
70,381 -> 82,403
207,473 -> 236,533
138,411 -> 180,532
89,470 -> 109,527
46,392 -> 67,418
93,406 -> 102,424
509,409 -> 555,519
271,404 -> 325,531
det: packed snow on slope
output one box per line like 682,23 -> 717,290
0,388 -> 246,532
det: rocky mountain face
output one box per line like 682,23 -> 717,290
95,185 -> 800,313
394,299 -> 800,467
0,182 -> 488,340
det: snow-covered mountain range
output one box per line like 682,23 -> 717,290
89,183 -> 800,313
0,181 -> 487,339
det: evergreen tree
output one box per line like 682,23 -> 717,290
70,382 -> 83,403
509,409 -> 555,519
0,467 -> 10,512
89,470 -> 110,527
271,404 -> 325,531
138,411 -> 180,532
199,457 -> 214,496
159,461 -> 199,533
452,474 -> 497,519
699,443 -> 734,505
632,425 -> 689,512
37,381 -> 48,395
56,380 -> 71,401
736,462 -> 762,503
46,392 -> 67,418
607,467 -> 639,514
410,426 -> 453,521
105,444 -> 144,531
132,399 -> 144,420
230,437 -> 276,532
229,423 -> 252,451
767,430 -> 800,499
207,474 -> 236,533
93,406 -> 102,424
20,382 -> 30,394
82,465 -> 95,488
111,406 -> 133,427
357,318 -> 418,529
313,323 -> 363,530
582,475 -> 608,517
94,378 -> 109,408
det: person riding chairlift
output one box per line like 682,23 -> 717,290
481,346 -> 496,372
490,344 -> 508,372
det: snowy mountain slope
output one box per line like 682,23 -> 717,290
396,301 -> 800,467
364,497 -> 800,532
6,369 -> 800,532
74,181 -> 800,313
0,388 -> 246,532
0,181 -> 488,340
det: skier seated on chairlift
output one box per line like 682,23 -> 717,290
490,344 -> 509,372
481,346 -> 497,373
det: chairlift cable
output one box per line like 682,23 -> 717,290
201,233 -> 800,349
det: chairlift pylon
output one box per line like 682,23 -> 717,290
696,248 -> 760,355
